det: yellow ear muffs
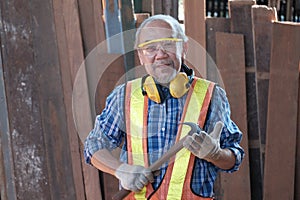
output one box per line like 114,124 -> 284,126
169,72 -> 190,98
143,76 -> 162,103
142,73 -> 190,103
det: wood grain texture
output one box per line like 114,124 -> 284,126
229,1 -> 263,199
215,32 -> 251,200
264,21 -> 300,200
184,0 -> 206,78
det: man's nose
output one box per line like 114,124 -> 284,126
155,45 -> 168,57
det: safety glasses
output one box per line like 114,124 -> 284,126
138,38 -> 183,56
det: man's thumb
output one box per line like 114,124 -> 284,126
210,121 -> 224,139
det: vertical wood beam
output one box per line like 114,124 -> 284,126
264,21 -> 300,200
205,18 -> 230,83
0,44 -> 17,200
251,5 -> 277,175
31,0 -> 78,198
80,2 -> 133,198
296,61 -> 300,200
135,13 -> 150,28
0,1 -> 53,198
205,18 -> 230,198
152,0 -> 163,14
102,0 -> 135,73
142,0 -> 152,14
103,0 -> 123,53
229,1 -> 263,199
0,0 -> 80,198
151,0 -> 178,18
77,0 -> 106,55
184,0 -> 206,78
120,0 -> 136,73
53,0 -> 104,199
286,0 -> 292,21
215,32 -> 251,200
229,0 -> 255,67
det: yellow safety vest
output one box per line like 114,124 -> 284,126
125,77 -> 215,200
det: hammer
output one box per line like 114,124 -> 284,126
112,122 -> 201,200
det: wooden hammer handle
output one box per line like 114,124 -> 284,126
112,135 -> 188,200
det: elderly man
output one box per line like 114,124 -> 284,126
84,14 -> 244,200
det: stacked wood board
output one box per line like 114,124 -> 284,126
206,1 -> 300,199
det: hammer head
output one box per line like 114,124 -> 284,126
180,122 -> 202,135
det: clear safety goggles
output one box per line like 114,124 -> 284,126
137,38 -> 183,56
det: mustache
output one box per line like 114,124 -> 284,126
153,60 -> 174,66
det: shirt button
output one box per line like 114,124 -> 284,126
162,128 -> 165,132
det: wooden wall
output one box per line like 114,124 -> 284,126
206,1 -> 300,200
0,0 -> 299,200
0,0 -> 83,199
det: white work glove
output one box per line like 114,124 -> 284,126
183,121 -> 224,160
115,163 -> 154,192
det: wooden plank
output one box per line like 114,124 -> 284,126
205,17 -> 230,83
251,5 -> 277,172
162,0 -> 178,19
142,0 -> 152,13
85,54 -> 125,200
72,56 -> 104,200
0,0 -> 82,198
74,50 -> 126,199
152,0 -> 163,14
102,0 -> 123,53
102,0 -> 135,73
229,0 -> 255,67
206,18 -> 231,63
52,0 -> 102,199
0,0 -> 53,198
30,0 -> 79,198
215,32 -> 251,200
184,0 -> 206,78
120,0 -> 135,73
296,61 -> 300,200
229,1 -> 263,199
134,13 -> 149,77
148,0 -> 178,17
252,6 -> 277,73
95,55 -> 126,112
69,4 -> 113,196
0,40 -> 17,200
135,13 -> 150,28
75,1 -> 111,199
133,0 -> 142,13
205,18 -> 230,197
77,0 -> 106,55
264,21 -> 300,200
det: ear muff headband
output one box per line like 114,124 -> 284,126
142,73 -> 190,103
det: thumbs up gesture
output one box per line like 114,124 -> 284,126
183,121 -> 224,161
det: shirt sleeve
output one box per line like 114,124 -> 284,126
84,84 -> 126,165
204,85 -> 245,173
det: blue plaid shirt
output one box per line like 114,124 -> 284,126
84,82 -> 244,198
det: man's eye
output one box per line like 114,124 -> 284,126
145,46 -> 156,52
163,42 -> 176,49
164,42 -> 173,46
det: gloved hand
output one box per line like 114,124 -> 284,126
115,163 -> 154,192
183,121 -> 224,160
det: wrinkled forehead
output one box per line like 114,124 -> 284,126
138,20 -> 176,43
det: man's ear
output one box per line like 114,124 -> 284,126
137,49 -> 144,65
182,42 -> 188,58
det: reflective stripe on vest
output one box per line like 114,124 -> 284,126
125,78 -> 150,199
125,78 -> 215,200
